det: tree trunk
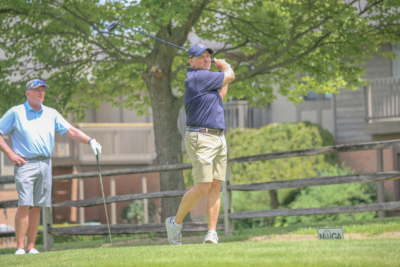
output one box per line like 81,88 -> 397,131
265,190 -> 280,226
142,57 -> 191,222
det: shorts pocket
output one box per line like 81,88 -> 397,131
186,132 -> 198,148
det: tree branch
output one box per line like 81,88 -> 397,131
170,0 -> 209,47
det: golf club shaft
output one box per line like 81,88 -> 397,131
119,24 -> 188,52
118,23 -> 215,63
96,155 -> 113,246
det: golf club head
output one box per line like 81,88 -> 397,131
107,21 -> 119,32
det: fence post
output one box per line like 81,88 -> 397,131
142,174 -> 149,224
222,143 -> 234,236
42,207 -> 54,251
110,176 -> 117,224
376,149 -> 385,218
78,177 -> 85,225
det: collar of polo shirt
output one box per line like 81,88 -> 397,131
24,100 -> 43,113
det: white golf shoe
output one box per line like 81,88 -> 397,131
15,248 -> 26,255
27,248 -> 40,254
165,216 -> 182,245
203,230 -> 218,244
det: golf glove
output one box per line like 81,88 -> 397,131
89,139 -> 102,157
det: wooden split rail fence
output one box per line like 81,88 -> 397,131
1,139 -> 400,250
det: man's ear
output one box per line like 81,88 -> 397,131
189,58 -> 194,67
25,91 -> 29,98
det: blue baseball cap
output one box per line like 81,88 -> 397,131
188,43 -> 213,59
26,79 -> 49,91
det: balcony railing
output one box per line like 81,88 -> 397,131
224,100 -> 270,129
53,101 -> 270,165
53,123 -> 156,166
364,77 -> 400,123
178,100 -> 270,135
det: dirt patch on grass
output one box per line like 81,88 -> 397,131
247,231 -> 400,242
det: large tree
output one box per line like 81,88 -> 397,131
0,0 -> 399,220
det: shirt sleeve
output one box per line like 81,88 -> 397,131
54,110 -> 72,136
0,109 -> 16,135
197,71 -> 225,93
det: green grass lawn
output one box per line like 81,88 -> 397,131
1,238 -> 399,267
230,216 -> 400,239
1,216 -> 399,265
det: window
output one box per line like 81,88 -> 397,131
304,90 -> 318,100
323,93 -> 332,100
304,90 -> 331,101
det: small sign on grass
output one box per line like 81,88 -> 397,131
318,227 -> 344,240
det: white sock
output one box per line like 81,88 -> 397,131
172,218 -> 182,227
208,230 -> 217,235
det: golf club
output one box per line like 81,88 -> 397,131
107,21 -> 215,63
96,154 -> 113,246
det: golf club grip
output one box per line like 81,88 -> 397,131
96,155 -> 101,172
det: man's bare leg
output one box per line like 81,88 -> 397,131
15,206 -> 30,249
205,179 -> 222,231
26,206 -> 41,251
174,182 -> 212,225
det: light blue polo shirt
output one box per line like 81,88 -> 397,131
0,101 -> 71,158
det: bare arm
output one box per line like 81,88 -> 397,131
65,127 -> 91,144
219,84 -> 229,101
0,134 -> 26,166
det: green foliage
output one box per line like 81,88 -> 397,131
198,0 -> 400,106
231,191 -> 273,230
1,1 -> 400,117
182,153 -> 195,188
184,121 -> 335,188
278,163 -> 377,226
226,121 -> 336,185
120,200 -> 158,224
218,122 -> 335,230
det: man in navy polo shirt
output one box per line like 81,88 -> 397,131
166,44 -> 235,245
0,79 -> 102,255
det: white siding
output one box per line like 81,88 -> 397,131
270,85 -> 297,123
335,43 -> 392,143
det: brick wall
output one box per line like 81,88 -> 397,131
0,190 -> 18,249
51,166 -> 208,224
52,166 -> 164,225
338,148 -> 398,202
52,167 -> 75,224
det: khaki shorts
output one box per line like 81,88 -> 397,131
184,131 -> 227,184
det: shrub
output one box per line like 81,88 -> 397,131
120,200 -> 158,224
278,163 -> 377,226
219,122 -> 336,229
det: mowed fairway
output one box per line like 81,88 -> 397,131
2,238 -> 400,267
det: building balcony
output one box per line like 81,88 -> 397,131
364,77 -> 400,135
53,123 -> 156,166
52,101 -> 271,166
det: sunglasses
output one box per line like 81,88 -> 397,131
31,80 -> 46,86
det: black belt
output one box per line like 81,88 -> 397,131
21,156 -> 50,161
187,126 -> 224,136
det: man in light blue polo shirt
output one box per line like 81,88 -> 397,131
0,79 -> 102,255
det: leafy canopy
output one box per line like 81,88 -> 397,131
0,0 -> 399,118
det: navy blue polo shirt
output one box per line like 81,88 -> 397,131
184,68 -> 225,130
